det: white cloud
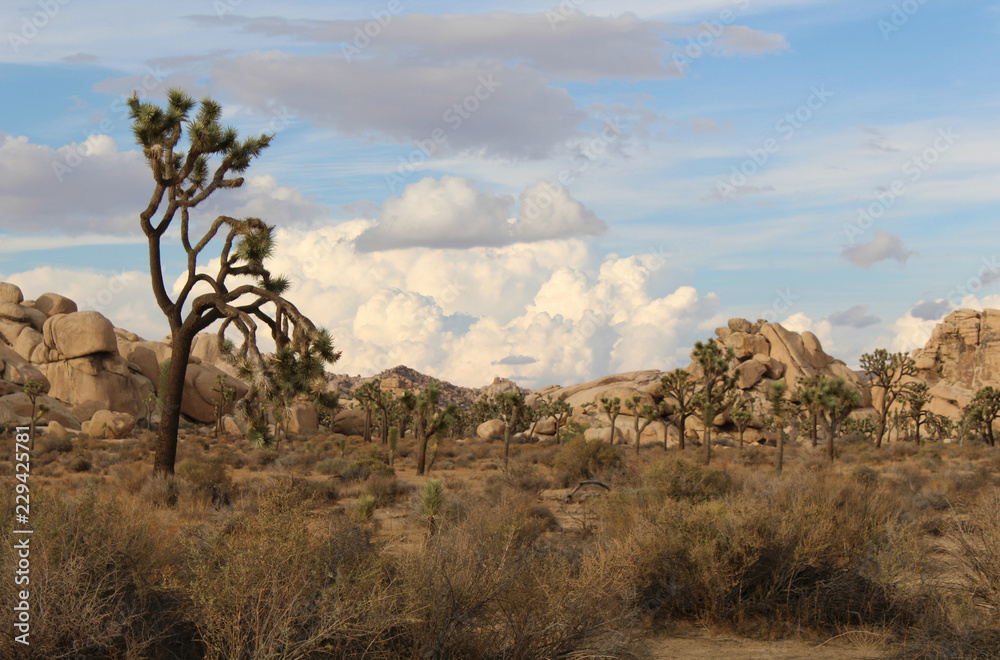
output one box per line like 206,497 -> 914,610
354,176 -> 605,251
781,312 -> 834,350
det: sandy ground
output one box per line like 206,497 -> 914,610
646,625 -> 886,659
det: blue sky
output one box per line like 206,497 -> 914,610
1,0 -> 999,387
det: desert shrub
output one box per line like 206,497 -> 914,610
738,445 -> 768,467
365,473 -> 403,506
552,438 -> 621,487
39,434 -> 73,454
503,460 -> 551,494
177,459 -> 232,508
398,503 -> 640,659
141,474 -> 179,508
274,453 -> 299,469
186,490 -> 400,659
251,449 -> 277,467
619,471 -> 921,634
0,485 -> 192,658
641,457 -> 734,503
66,455 -> 92,472
852,464 -> 882,488
951,490 -> 1000,613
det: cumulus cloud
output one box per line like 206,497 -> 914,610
841,231 -> 915,269
827,304 -> 881,328
263,225 -> 715,387
354,176 -> 605,251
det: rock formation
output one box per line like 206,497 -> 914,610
910,309 -> 1000,419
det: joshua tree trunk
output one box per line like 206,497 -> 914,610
777,431 -> 784,473
155,330 -> 194,475
811,412 -> 818,447
704,425 -> 712,464
739,428 -> 745,449
677,416 -> 686,451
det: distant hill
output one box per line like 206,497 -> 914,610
326,365 -> 527,409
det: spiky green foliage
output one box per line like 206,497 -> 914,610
599,396 -> 623,446
859,349 -> 917,448
422,479 -> 444,519
903,382 -> 948,447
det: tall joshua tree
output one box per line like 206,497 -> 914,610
130,89 -> 338,474
817,377 -> 862,461
860,349 -> 916,448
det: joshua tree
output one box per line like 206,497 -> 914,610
396,390 -> 417,442
860,349 -> 917,448
387,426 -> 398,467
797,374 -> 825,448
767,380 -> 789,473
599,396 -> 623,444
625,395 -> 659,456
905,382 -> 933,446
414,384 -> 458,476
545,396 -> 573,444
352,380 -> 378,444
130,89 -> 337,474
659,369 -> 697,451
965,386 -> 1000,447
497,390 -> 527,468
23,379 -> 49,442
817,377 -> 862,461
692,339 -> 736,465
728,391 -> 755,449
211,374 -> 236,438
371,379 -> 393,445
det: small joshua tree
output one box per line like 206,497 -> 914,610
798,374 -> 825,448
860,348 -> 917,448
599,396 -> 623,445
692,338 -> 736,465
817,377 -> 862,460
422,478 -> 444,535
388,426 -> 399,467
211,373 -> 236,438
625,395 -> 658,456
547,397 -> 573,444
965,386 -> 1000,447
497,390 -> 527,468
414,384 -> 458,476
659,369 -> 697,451
23,379 -> 49,442
768,380 -> 789,473
729,391 -> 754,449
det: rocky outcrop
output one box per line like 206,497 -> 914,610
477,419 -> 506,440
911,309 -> 1000,419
